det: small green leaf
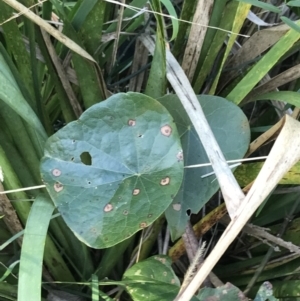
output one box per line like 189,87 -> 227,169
159,94 -> 250,240
123,256 -> 200,301
41,92 -> 183,248
124,256 -> 181,301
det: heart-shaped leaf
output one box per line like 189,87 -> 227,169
123,256 -> 199,301
40,92 -> 183,248
158,94 -> 250,240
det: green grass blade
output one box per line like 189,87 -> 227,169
0,53 -> 47,140
227,21 -> 300,104
79,0 -> 107,54
209,2 -> 250,94
0,1 -> 34,101
145,0 -> 166,98
35,30 -> 77,123
18,195 -> 54,301
0,260 -> 19,282
0,105 -> 41,184
71,0 -> 98,30
251,91 -> 300,106
0,282 -> 17,301
192,0 -> 226,77
172,0 -> 197,58
235,0 -> 281,13
160,0 -> 178,41
193,1 -> 239,92
91,274 -> 99,301
281,16 -> 300,33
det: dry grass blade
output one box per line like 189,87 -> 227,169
41,29 -> 83,118
0,182 -> 23,246
175,115 -> 300,300
140,34 -> 245,219
1,0 -> 95,62
181,0 -> 213,80
245,117 -> 285,157
243,63 -> 300,103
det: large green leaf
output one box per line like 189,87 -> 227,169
159,94 -> 250,240
123,255 -> 199,301
40,92 -> 183,248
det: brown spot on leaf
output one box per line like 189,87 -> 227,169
160,177 -> 170,186
173,204 -> 181,211
104,204 -> 113,212
128,119 -> 136,126
54,182 -> 63,192
132,188 -> 140,195
140,222 -> 147,228
52,169 -> 61,177
161,125 -> 172,136
176,151 -> 183,161
90,227 -> 97,233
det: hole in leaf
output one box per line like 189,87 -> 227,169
186,209 -> 191,216
87,181 -> 91,185
123,210 -> 128,215
137,134 -> 143,138
72,140 -> 76,143
80,152 -> 92,165
71,157 -> 74,161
